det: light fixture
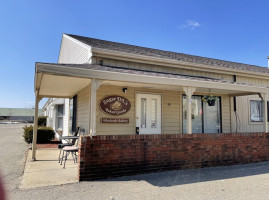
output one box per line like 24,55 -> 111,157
122,88 -> 127,93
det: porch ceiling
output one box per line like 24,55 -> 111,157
35,62 -> 269,97
37,73 -> 91,98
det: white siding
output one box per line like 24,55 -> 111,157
58,35 -> 91,64
77,85 -> 90,133
62,99 -> 69,136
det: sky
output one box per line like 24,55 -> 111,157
0,0 -> 269,108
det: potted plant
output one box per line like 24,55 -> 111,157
202,95 -> 218,106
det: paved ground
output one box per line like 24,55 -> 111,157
20,149 -> 78,189
2,124 -> 269,200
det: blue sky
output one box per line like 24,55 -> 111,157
0,0 -> 269,108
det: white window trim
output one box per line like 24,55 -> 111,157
248,97 -> 269,125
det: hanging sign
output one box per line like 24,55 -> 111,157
100,95 -> 131,115
101,118 -> 129,124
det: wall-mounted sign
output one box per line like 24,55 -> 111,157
100,95 -> 131,115
101,118 -> 129,124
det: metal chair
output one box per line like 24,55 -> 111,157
60,129 -> 86,168
58,127 -> 80,163
61,146 -> 79,168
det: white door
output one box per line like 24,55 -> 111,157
136,93 -> 162,134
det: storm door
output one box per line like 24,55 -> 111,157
136,93 -> 161,134
182,95 -> 221,133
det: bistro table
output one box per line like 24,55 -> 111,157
59,136 -> 79,143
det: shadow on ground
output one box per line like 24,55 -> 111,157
106,161 -> 269,187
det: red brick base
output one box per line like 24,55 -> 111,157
36,139 -> 60,149
78,133 -> 269,181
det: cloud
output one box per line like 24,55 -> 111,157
178,20 -> 200,30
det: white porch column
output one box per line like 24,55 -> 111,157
183,87 -> 196,134
31,90 -> 41,161
89,79 -> 103,136
260,93 -> 268,133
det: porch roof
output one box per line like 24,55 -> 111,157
35,62 -> 269,98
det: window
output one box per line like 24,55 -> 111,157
141,98 -> 147,128
56,105 -> 64,130
250,100 -> 266,122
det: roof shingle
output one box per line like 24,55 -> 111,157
67,34 -> 269,75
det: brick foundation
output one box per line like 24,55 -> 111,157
78,133 -> 269,181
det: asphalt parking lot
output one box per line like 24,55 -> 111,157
2,124 -> 269,200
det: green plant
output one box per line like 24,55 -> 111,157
23,125 -> 55,144
38,116 -> 48,126
202,95 -> 218,103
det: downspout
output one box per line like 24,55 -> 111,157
233,75 -> 240,133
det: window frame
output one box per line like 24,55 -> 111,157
56,104 -> 64,130
249,99 -> 269,123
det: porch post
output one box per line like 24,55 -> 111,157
89,79 -> 103,136
31,90 -> 41,161
260,93 -> 268,133
183,87 -> 196,134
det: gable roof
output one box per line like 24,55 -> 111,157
66,34 -> 269,75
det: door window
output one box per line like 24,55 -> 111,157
141,98 -> 147,128
203,100 -> 221,133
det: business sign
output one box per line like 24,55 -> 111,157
100,95 -> 131,115
101,118 -> 129,124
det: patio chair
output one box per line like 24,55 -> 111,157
58,127 -> 80,163
60,145 -> 79,168
60,129 -> 86,168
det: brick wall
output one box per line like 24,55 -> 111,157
78,133 -> 269,181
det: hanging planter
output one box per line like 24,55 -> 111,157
202,95 -> 218,106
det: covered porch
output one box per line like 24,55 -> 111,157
33,62 -> 269,160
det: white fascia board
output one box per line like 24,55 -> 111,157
62,34 -> 93,63
42,98 -> 53,110
57,35 -> 64,63
91,47 -> 269,80
36,63 -> 269,94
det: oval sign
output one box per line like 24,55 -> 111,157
100,95 -> 131,115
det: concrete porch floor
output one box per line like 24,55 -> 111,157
20,149 -> 78,189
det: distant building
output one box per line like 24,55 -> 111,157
0,108 -> 42,123
42,98 -> 69,138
